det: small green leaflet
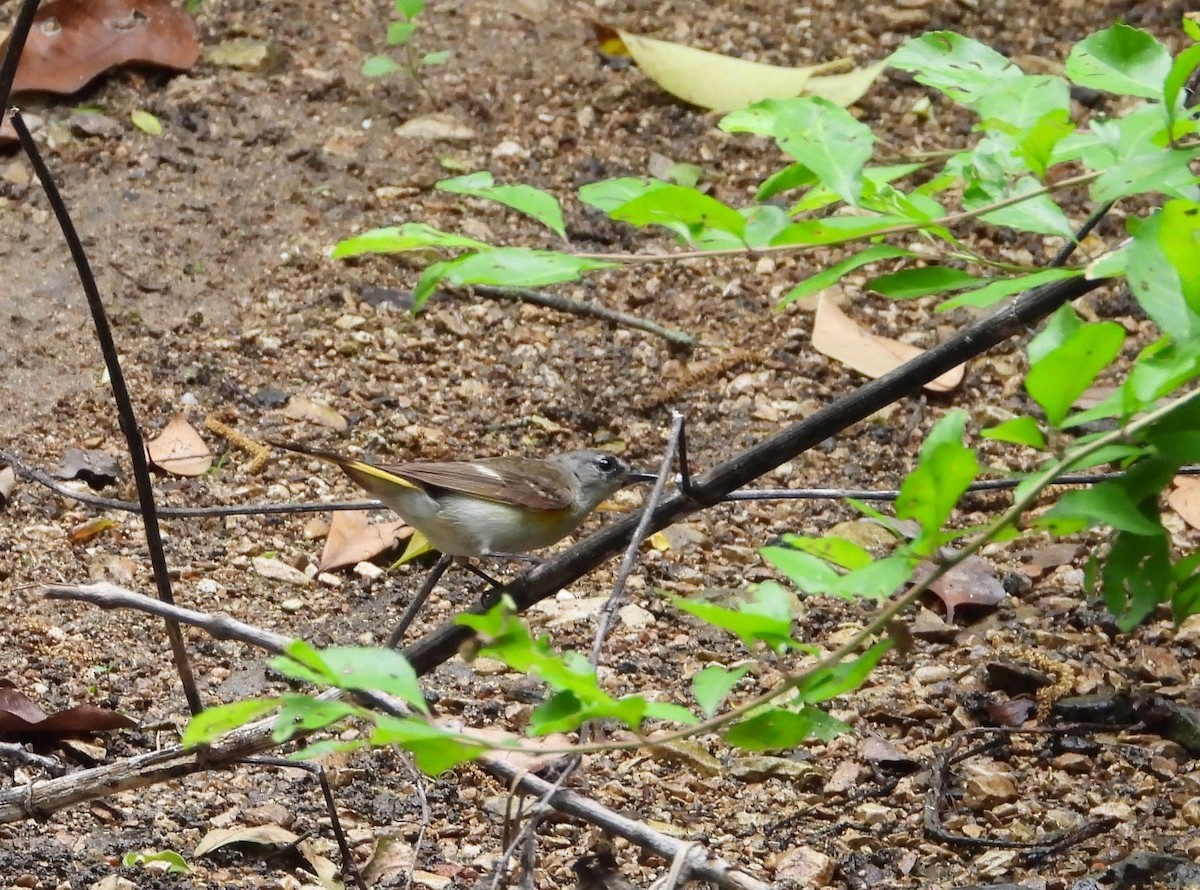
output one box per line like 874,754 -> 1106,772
362,55 -> 402,77
723,704 -> 847,751
1026,306 -> 1125,427
181,698 -> 281,747
721,97 -> 874,206
607,184 -> 746,240
413,249 -> 616,307
937,268 -> 1081,312
868,266 -> 982,299
692,664 -> 750,718
130,110 -> 162,135
672,583 -> 806,652
896,410 -> 979,548
981,416 -> 1047,449
331,223 -> 491,258
436,171 -> 567,239
779,245 -> 913,309
887,32 -> 1021,107
799,640 -> 893,703
1064,24 -> 1172,100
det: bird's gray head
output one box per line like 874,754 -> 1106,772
554,450 -> 657,512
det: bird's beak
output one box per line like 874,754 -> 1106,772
628,469 -> 659,484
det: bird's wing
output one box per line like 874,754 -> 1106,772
386,459 -> 572,511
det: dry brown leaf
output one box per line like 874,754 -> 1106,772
0,0 -> 199,96
918,556 -> 1007,623
593,24 -> 882,112
812,293 -> 964,393
194,825 -> 298,858
319,510 -> 412,573
1167,475 -> 1200,531
0,688 -> 137,736
146,413 -> 212,477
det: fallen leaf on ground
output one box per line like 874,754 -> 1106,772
68,516 -> 117,545
812,293 -> 964,392
0,0 -> 199,96
146,414 -> 212,477
916,555 -> 1007,622
1168,475 -> 1200,531
0,688 -> 137,736
194,825 -> 298,858
319,510 -> 412,572
56,448 -> 121,488
593,24 -> 883,111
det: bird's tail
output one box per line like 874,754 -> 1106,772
268,440 -> 420,495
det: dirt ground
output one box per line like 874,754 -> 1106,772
2,0 -> 1199,887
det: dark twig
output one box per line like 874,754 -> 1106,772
471,285 -> 696,348
242,756 -> 367,890
10,110 -> 202,715
590,411 -> 683,665
386,553 -> 453,648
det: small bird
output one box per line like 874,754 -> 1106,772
271,441 -> 657,558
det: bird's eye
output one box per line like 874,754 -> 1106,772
595,454 -> 619,474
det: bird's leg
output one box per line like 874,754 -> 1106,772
459,559 -> 507,588
386,552 -> 453,648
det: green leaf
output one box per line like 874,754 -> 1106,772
123,851 -> 190,873
395,0 -> 425,17
371,714 -> 486,776
296,647 -> 427,713
1065,24 -> 1172,99
182,698 -> 280,747
724,704 -> 847,751
760,548 -> 840,593
896,411 -> 979,545
362,54 -> 402,78
887,32 -> 1021,106
608,184 -> 747,240
436,172 -> 567,239
1164,43 -> 1200,130
788,163 -> 927,215
756,162 -> 818,200
1128,206 -> 1200,340
1100,530 -> 1172,629
982,416 -> 1047,449
1090,147 -> 1200,204
720,98 -> 875,205
975,75 -> 1071,133
130,110 -> 162,136
420,49 -> 451,66
969,176 -> 1077,239
770,214 -> 909,247
578,177 -> 668,212
1039,484 -> 1165,536
332,223 -> 492,258
387,20 -> 416,45
778,245 -> 914,309
692,665 -> 750,718
1026,311 -> 1125,427
868,266 -> 982,299
672,583 -> 806,651
937,268 -> 1082,311
799,640 -> 893,703
273,694 -> 365,742
421,248 -> 616,300
827,554 -> 918,600
776,534 -> 874,571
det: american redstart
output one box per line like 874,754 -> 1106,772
271,441 -> 657,558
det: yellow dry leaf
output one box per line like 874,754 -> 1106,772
393,529 -> 433,566
804,60 -> 889,107
648,530 -> 671,552
146,413 -> 212,476
599,25 -> 882,111
812,293 -> 963,393
1168,476 -> 1200,531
